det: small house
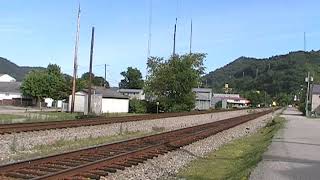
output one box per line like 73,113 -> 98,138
69,87 -> 129,114
0,74 -> 16,82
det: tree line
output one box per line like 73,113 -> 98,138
21,53 -> 206,112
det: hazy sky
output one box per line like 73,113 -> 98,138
0,0 -> 320,86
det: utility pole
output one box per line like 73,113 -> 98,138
304,32 -> 306,51
87,27 -> 95,114
147,0 -> 153,59
172,18 -> 177,56
305,72 -> 313,117
189,19 -> 193,54
104,64 -> 107,87
71,4 -> 81,113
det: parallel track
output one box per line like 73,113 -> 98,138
0,109 -> 237,135
0,109 -> 273,180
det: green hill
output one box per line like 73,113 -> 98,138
0,57 -> 45,81
203,50 -> 320,97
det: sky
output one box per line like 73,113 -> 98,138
1,0 -> 320,86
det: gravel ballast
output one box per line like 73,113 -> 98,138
0,109 -> 266,164
104,109 -> 282,180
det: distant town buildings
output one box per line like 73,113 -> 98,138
212,93 -> 250,109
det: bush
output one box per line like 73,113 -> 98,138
129,99 -> 147,113
75,114 -> 99,119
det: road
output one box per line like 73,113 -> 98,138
250,107 -> 320,180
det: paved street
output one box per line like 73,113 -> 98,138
250,107 -> 320,180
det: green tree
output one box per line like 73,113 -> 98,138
145,53 -> 206,112
21,64 -> 69,107
119,67 -> 144,89
81,72 -> 109,88
46,64 -> 68,100
21,70 -> 50,107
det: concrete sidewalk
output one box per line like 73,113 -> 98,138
250,107 -> 320,180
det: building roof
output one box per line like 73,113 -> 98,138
192,88 -> 212,93
82,87 -> 129,99
312,84 -> 320,95
118,89 -> 143,93
213,93 -> 240,98
0,82 -> 21,93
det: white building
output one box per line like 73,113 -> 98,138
311,84 -> 320,115
69,87 -> 129,114
118,89 -> 145,100
0,82 -> 22,100
192,88 -> 212,110
0,74 -> 16,82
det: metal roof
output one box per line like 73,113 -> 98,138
0,82 -> 21,93
118,89 -> 143,93
82,87 -> 129,99
192,88 -> 212,93
312,84 -> 320,95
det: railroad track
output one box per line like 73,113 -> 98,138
0,109 -> 273,180
0,109 -> 238,135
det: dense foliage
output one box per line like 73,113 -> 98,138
145,53 -> 206,112
129,99 -> 147,113
80,72 -> 109,88
21,64 -> 68,101
203,50 -> 320,106
119,67 -> 144,89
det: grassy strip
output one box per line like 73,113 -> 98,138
178,116 -> 285,180
7,131 -> 156,164
0,114 -> 25,121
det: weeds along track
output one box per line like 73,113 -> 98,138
0,109 -> 239,135
0,109 -> 274,180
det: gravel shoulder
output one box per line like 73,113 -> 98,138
250,107 -> 320,180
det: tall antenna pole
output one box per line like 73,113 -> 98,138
147,0 -> 153,59
71,4 -> 81,113
87,27 -> 95,114
172,18 -> 177,56
104,64 -> 107,87
189,19 -> 193,54
304,32 -> 306,51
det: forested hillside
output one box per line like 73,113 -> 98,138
0,57 -> 44,81
203,50 -> 320,102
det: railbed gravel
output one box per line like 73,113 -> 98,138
0,109 -> 267,164
104,109 -> 282,180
